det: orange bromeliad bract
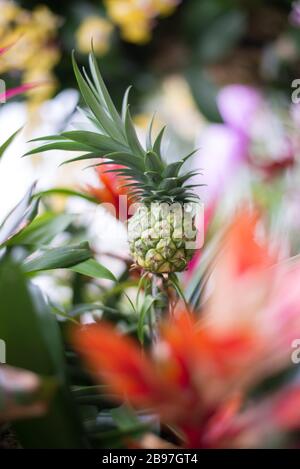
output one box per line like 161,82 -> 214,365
73,210 -> 300,448
87,163 -> 131,218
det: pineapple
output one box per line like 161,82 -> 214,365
27,51 -> 200,274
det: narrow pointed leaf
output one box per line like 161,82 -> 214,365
146,114 -> 155,151
124,107 -> 145,158
153,126 -> 166,157
70,258 -> 116,281
72,53 -> 123,141
0,127 -> 23,160
24,141 -> 96,157
62,131 -> 127,153
23,243 -> 92,273
89,52 -> 124,133
0,182 -> 37,246
6,213 -> 75,247
122,86 -> 132,122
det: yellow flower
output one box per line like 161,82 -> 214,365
0,0 -> 20,31
23,68 -> 57,111
31,5 -> 61,35
76,16 -> 113,55
104,0 -> 180,44
0,3 -> 61,109
121,20 -> 152,44
105,0 -> 152,44
153,0 -> 179,16
105,0 -> 149,25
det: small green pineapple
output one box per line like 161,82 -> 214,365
26,51 -> 201,274
128,204 -> 197,273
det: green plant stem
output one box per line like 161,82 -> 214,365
150,274 -> 159,344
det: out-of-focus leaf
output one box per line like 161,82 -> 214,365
0,182 -> 38,246
0,256 -> 87,448
0,127 -> 23,160
87,410 -> 154,448
137,296 -> 157,345
23,243 -> 92,273
34,187 -> 98,204
185,68 -> 222,123
0,366 -> 55,423
185,233 -> 223,309
110,405 -> 140,431
49,302 -> 80,325
196,10 -> 246,63
70,258 -> 116,282
69,303 -> 119,317
6,212 -> 75,247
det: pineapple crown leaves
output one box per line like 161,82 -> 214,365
25,51 -> 203,203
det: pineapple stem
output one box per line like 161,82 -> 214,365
149,274 -> 160,344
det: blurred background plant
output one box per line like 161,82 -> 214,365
1,0 -> 300,449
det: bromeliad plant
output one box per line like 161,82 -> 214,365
27,51 -> 201,276
73,210 -> 300,448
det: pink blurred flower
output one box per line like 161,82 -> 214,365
290,1 -> 300,27
0,44 -> 41,103
195,85 -> 294,203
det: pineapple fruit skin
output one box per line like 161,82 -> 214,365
128,203 -> 197,273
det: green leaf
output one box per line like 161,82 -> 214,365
89,51 -> 124,134
186,68 -> 222,123
34,187 -> 98,204
144,151 -> 164,173
6,213 -> 75,247
169,273 -> 189,308
153,126 -> 166,157
88,151 -> 144,171
0,256 -> 86,448
162,161 -> 183,179
23,243 -> 92,273
68,303 -> 119,317
72,52 -> 123,141
124,107 -> 145,158
121,86 -> 132,122
196,10 -> 246,63
146,114 -> 155,151
23,141 -> 96,157
29,135 -> 68,143
0,182 -> 38,246
158,177 -> 178,191
0,127 -> 23,160
110,405 -> 140,431
61,131 -> 127,153
59,152 -> 105,166
137,295 -> 157,345
70,258 -> 116,281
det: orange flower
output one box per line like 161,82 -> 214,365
73,310 -> 259,447
87,163 -> 132,218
